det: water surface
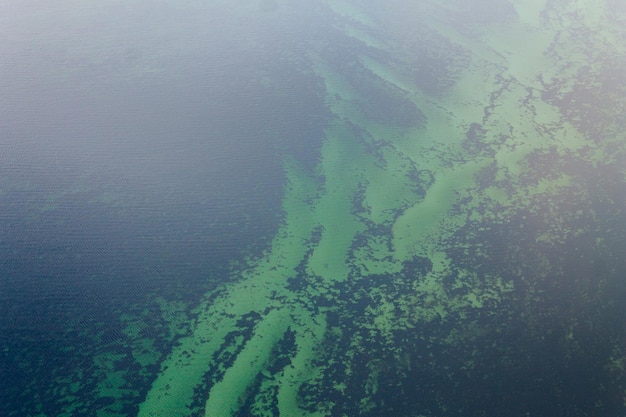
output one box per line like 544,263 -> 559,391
1,1 -> 625,416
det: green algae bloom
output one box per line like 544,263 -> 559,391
136,1 -> 626,416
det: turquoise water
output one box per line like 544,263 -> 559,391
1,1 -> 625,416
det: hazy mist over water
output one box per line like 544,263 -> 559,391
1,1 -> 626,416
1,2 -> 326,411
1,0 -> 323,286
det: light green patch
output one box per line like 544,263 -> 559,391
392,160 -> 485,260
204,310 -> 290,416
306,125 -> 367,281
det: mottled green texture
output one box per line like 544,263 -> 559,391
139,1 -> 626,416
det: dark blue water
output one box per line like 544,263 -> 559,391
0,2 -> 328,415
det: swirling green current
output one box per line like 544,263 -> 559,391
138,1 -> 626,416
